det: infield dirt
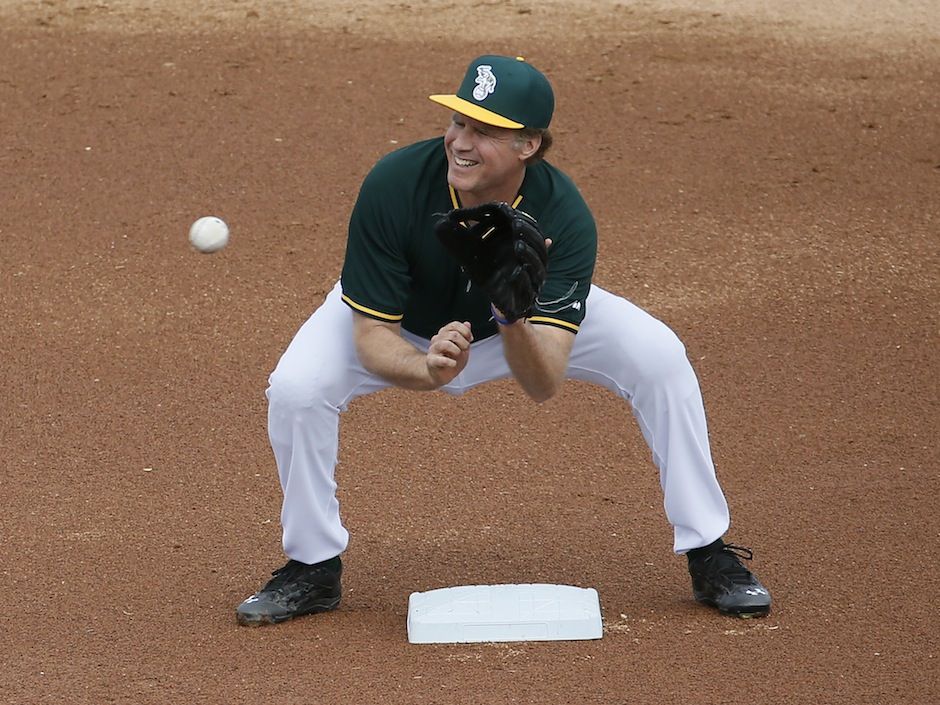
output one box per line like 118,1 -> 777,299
1,1 -> 937,704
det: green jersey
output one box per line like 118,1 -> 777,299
340,138 -> 597,340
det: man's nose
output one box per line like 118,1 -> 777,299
450,127 -> 473,151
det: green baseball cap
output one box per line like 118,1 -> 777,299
429,55 -> 554,129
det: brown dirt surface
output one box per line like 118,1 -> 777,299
1,1 -> 937,703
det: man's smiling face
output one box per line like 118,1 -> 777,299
443,113 -> 535,205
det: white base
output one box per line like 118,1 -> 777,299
407,583 -> 603,644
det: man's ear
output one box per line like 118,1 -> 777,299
516,133 -> 542,161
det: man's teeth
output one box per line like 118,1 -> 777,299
455,157 -> 477,167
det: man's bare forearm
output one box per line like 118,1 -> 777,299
354,319 -> 439,390
353,314 -> 473,391
497,320 -> 575,403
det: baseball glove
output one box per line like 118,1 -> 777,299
434,202 -> 548,323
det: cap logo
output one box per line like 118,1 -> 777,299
472,65 -> 496,101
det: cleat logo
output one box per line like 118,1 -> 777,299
745,588 -> 768,596
245,595 -> 260,603
472,65 -> 497,101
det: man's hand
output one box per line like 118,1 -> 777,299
426,321 -> 473,386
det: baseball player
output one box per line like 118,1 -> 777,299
236,55 -> 772,626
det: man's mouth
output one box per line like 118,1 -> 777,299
453,156 -> 478,168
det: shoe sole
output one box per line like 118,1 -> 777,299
694,594 -> 770,619
721,605 -> 770,618
236,595 -> 341,627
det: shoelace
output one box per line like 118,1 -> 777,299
264,560 -> 309,591
707,544 -> 756,584
722,544 -> 754,561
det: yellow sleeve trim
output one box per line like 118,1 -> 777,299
341,294 -> 404,321
528,316 -> 580,333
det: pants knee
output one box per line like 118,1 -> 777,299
267,361 -> 341,412
630,324 -> 697,392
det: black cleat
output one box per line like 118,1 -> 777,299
688,542 -> 771,618
236,556 -> 342,626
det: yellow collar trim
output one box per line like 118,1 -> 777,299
448,185 -> 524,210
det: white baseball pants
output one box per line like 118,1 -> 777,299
266,281 -> 730,564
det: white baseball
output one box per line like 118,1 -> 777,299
188,216 -> 230,253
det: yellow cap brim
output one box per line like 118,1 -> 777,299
428,94 -> 524,129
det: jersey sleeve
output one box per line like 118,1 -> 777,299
527,186 -> 597,333
340,158 -> 412,322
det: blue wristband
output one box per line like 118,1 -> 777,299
490,304 -> 513,326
